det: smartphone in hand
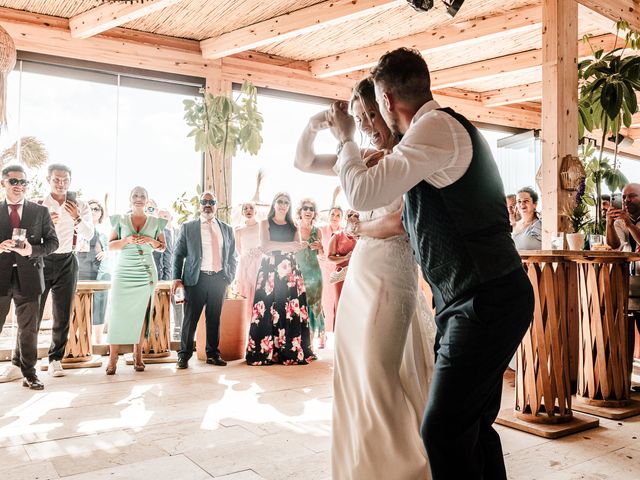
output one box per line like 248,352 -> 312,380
65,191 -> 77,204
611,193 -> 623,210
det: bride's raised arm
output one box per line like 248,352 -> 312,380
294,110 -> 339,176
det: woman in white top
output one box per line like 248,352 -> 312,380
511,186 -> 542,250
295,77 -> 435,480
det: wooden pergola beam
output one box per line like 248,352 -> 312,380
430,33 -> 617,90
310,4 -> 542,77
201,0 -> 403,60
481,83 -> 543,107
69,0 -> 181,39
577,0 -> 640,30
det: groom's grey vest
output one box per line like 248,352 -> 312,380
402,107 -> 522,309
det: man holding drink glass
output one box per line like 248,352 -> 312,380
0,165 -> 58,389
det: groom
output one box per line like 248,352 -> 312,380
328,48 -> 534,479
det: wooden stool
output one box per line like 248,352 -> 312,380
497,252 -> 598,438
41,281 -> 110,370
572,256 -> 640,419
135,281 -> 176,364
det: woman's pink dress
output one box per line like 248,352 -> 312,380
319,224 -> 339,332
235,223 -> 262,319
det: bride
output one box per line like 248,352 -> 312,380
295,78 -> 436,480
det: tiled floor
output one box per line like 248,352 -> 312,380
1,347 -> 640,480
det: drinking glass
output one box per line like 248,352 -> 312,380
589,234 -> 605,250
12,228 -> 26,249
551,232 -> 565,250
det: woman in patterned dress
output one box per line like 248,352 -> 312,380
295,198 -> 326,348
245,192 -> 316,365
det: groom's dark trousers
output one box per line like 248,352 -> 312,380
422,267 -> 533,480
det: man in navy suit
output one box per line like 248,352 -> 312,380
172,191 -> 236,368
0,165 -> 58,389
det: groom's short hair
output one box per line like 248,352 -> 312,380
371,48 -> 431,107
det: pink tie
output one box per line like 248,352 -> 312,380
207,220 -> 222,272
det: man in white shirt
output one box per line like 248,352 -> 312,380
38,164 -> 93,377
328,48 -> 533,480
172,191 -> 236,369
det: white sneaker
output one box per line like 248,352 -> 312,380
49,360 -> 65,377
0,364 -> 22,383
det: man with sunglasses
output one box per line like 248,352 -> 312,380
0,165 -> 58,389
172,191 -> 236,368
38,164 -> 93,378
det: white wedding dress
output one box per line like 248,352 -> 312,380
332,197 -> 436,480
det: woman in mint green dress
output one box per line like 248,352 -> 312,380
296,198 -> 326,348
105,186 -> 167,374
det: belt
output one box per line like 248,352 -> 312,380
49,252 -> 75,257
200,270 -> 222,276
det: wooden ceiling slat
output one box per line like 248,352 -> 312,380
577,0 -> 640,30
69,0 -> 181,39
201,0 -> 404,60
310,4 -> 542,77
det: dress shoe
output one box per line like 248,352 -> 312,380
22,376 -> 44,390
105,363 -> 117,375
176,356 -> 189,369
133,359 -> 146,372
206,356 -> 227,366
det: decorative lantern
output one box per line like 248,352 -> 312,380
0,25 -> 16,129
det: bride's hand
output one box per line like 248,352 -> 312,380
308,110 -> 330,133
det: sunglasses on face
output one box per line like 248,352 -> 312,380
301,206 -> 315,212
7,178 -> 29,186
347,213 -> 359,218
200,199 -> 217,206
91,207 -> 102,212
276,199 -> 290,206
146,206 -> 156,212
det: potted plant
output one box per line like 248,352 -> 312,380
183,81 -> 263,222
565,177 -> 590,250
578,20 -> 640,232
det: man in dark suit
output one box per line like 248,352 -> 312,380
172,191 -> 236,368
156,208 -> 184,340
0,165 -> 59,389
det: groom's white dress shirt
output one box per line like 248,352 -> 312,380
336,100 -> 474,211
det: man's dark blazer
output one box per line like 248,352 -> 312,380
173,218 -> 237,286
0,200 -> 59,298
153,227 -> 174,281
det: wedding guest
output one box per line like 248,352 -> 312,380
39,164 -> 94,377
327,48 -> 533,479
601,194 -> 611,218
157,208 -> 183,339
511,187 -> 542,250
234,202 -> 262,321
318,206 -> 343,331
245,192 -> 315,365
0,165 -> 58,389
295,198 -> 326,348
506,193 -> 520,230
105,186 -> 166,375
77,199 -> 110,344
173,191 -> 236,369
326,209 -> 358,312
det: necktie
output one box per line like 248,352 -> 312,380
9,204 -> 20,229
207,220 -> 222,272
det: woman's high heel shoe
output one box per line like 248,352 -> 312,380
105,362 -> 117,375
133,358 -> 145,372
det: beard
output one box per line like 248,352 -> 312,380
201,211 -> 215,220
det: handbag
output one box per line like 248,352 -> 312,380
329,266 -> 348,284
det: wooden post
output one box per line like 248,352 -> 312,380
541,0 -> 579,247
204,61 -> 233,218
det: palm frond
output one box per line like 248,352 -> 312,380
0,136 -> 49,169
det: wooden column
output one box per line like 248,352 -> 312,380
541,0 -> 579,247
204,61 -> 233,212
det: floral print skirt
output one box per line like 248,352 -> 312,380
245,251 -> 316,365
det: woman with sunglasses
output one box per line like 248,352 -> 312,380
326,209 -> 358,320
104,186 -> 166,375
245,192 -> 316,365
295,78 -> 435,479
295,198 -> 326,349
76,200 -> 110,344
318,206 -> 343,331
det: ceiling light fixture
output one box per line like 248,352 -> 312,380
406,0 -> 466,17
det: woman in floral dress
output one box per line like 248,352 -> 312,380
245,192 -> 316,365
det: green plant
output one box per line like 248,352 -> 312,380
172,184 -> 202,226
183,81 -> 263,222
565,177 -> 591,233
578,20 -> 640,231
